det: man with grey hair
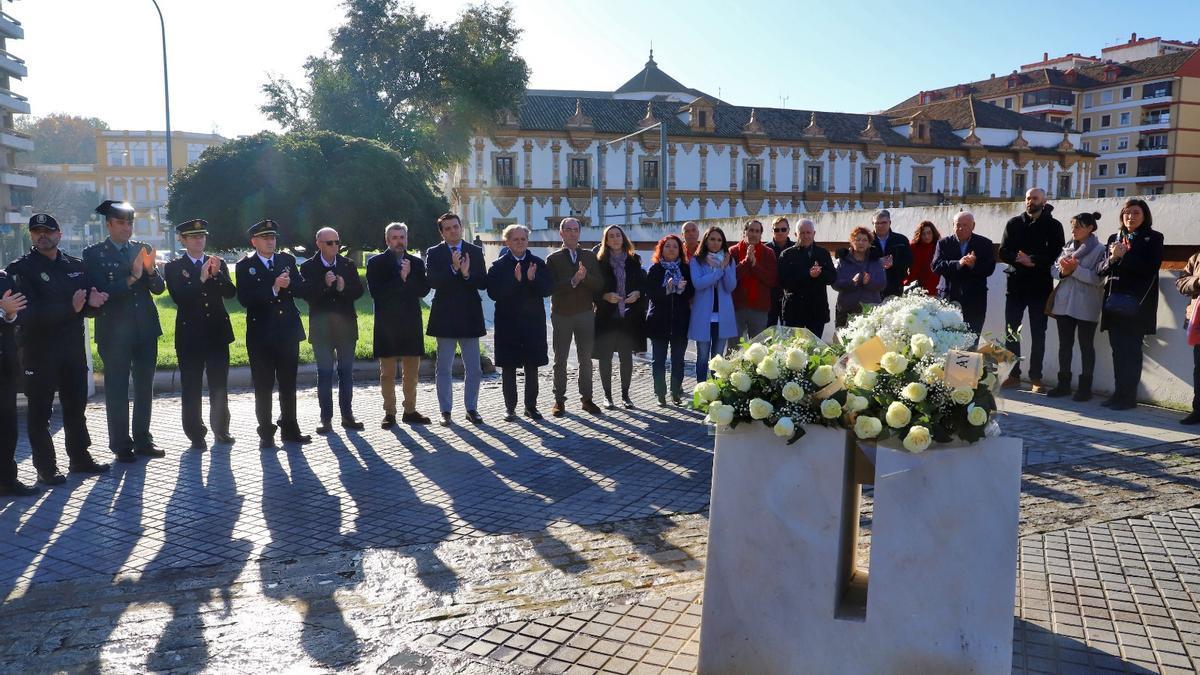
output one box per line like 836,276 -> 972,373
300,226 -> 365,433
487,223 -> 553,421
367,223 -> 431,427
681,221 -> 700,261
998,187 -> 1065,392
546,217 -> 604,416
932,211 -> 996,337
869,208 -> 912,299
777,218 -> 835,338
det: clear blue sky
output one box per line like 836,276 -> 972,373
16,0 -> 1200,136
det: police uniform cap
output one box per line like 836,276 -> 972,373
247,219 -> 279,237
96,200 -> 136,220
176,218 -> 209,236
28,213 -> 60,231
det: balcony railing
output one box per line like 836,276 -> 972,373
0,49 -> 27,79
0,87 -> 30,114
0,11 -> 23,40
494,174 -> 514,187
804,181 -> 825,192
1141,114 -> 1170,125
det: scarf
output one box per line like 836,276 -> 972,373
661,260 -> 683,294
707,251 -> 725,268
1061,233 -> 1100,261
609,249 -> 628,317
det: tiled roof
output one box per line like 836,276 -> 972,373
889,50 -> 1195,110
894,97 -> 1067,134
614,53 -> 714,100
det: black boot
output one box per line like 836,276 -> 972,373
1046,374 -> 1072,398
1072,375 -> 1093,402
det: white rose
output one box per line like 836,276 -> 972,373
910,334 -> 935,359
785,348 -> 808,371
820,399 -> 843,419
782,381 -> 805,403
707,403 -> 735,427
903,425 -> 932,453
951,387 -> 974,405
694,381 -> 720,403
845,393 -> 869,413
980,372 -> 997,389
730,371 -> 753,392
709,355 -> 735,379
756,356 -> 782,380
922,363 -> 945,384
748,398 -> 774,420
885,401 -> 912,428
880,351 -> 909,376
901,382 -> 928,403
744,343 -> 768,365
773,417 -> 795,438
853,368 -> 878,390
854,415 -> 883,439
967,403 -> 988,426
811,364 -> 836,388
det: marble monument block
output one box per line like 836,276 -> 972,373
698,424 -> 1022,674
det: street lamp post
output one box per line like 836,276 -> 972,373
150,0 -> 173,200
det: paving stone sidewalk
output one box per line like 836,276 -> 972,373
1,369 -> 1198,673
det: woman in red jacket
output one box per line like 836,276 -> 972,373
904,220 -> 941,296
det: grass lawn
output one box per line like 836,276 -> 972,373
89,269 -> 459,372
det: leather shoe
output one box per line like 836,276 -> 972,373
440,412 -> 453,427
551,401 -> 566,417
1029,378 -> 1045,394
503,410 -> 517,422
1001,376 -> 1020,389
402,412 -> 431,425
1109,400 -> 1136,411
465,410 -> 484,425
0,480 -> 38,497
188,439 -> 208,451
260,437 -> 277,450
316,421 -> 333,435
341,418 -> 365,431
37,472 -> 66,486
281,432 -> 312,444
214,432 -> 236,445
580,398 -> 603,415
1181,411 -> 1200,425
381,415 -> 397,429
622,395 -> 635,409
524,408 -> 543,421
114,450 -> 137,463
69,460 -> 110,474
135,445 -> 165,459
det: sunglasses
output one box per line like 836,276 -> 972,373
773,227 -> 789,232
320,239 -> 340,246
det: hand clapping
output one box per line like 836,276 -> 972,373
0,289 -> 26,316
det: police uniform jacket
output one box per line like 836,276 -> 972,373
235,251 -> 307,346
299,254 -> 364,347
0,270 -> 19,378
366,251 -> 429,357
4,248 -> 97,356
164,254 -> 236,350
81,238 -> 164,346
425,241 -> 487,338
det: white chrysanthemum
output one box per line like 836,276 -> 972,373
902,382 -> 928,403
756,356 -> 782,380
903,425 -> 932,453
910,334 -> 935,358
951,387 -> 974,405
967,403 -> 988,426
880,352 -> 909,376
785,348 -> 808,371
854,415 -> 883,439
820,399 -> 843,419
853,368 -> 878,390
707,403 -> 734,426
773,417 -> 795,438
744,343 -> 768,365
782,381 -> 805,403
748,398 -> 774,420
811,364 -> 836,388
730,371 -> 752,392
694,382 -> 720,403
885,401 -> 912,428
710,355 -> 735,379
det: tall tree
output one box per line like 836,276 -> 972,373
16,113 -> 109,165
261,0 -> 528,181
166,131 -> 448,252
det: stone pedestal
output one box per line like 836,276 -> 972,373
699,424 -> 1022,674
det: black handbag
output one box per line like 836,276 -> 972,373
1103,276 -> 1152,319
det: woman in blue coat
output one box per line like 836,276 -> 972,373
645,234 -> 694,406
486,224 -> 554,421
689,226 -> 738,382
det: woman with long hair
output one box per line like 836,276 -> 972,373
645,234 -> 694,406
594,225 -> 647,409
904,220 -> 941,296
688,226 -> 738,382
1098,198 -> 1163,410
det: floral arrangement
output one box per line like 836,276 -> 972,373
694,291 -> 1014,452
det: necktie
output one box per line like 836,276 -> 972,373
267,258 -> 274,271
195,258 -> 204,274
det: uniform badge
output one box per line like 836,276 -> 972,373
40,272 -> 49,282
182,269 -> 190,279
248,267 -> 257,276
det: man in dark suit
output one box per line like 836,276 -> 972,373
766,216 -> 794,327
777,218 -> 836,341
235,220 -> 311,448
0,267 -> 35,496
367,222 -> 431,428
6,213 -> 111,486
299,227 -> 365,434
425,212 -> 487,425
82,200 -> 166,462
932,211 -> 997,338
870,208 -> 913,300
164,219 -> 237,450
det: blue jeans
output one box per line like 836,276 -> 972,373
315,340 -> 356,422
694,322 -> 728,383
652,334 -> 688,399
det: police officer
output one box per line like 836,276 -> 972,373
236,220 -> 311,448
0,266 -> 35,496
82,200 -> 166,462
164,219 -> 237,450
5,213 -> 111,485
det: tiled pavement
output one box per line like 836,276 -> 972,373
2,365 -> 1200,673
